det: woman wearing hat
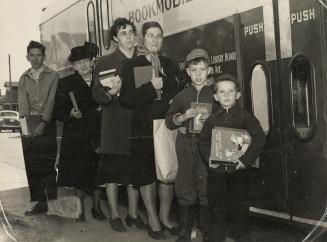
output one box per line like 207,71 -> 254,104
53,42 -> 105,221
120,21 -> 179,240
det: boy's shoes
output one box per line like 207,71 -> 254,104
24,202 -> 47,216
110,217 -> 127,232
91,207 -> 107,220
125,214 -> 146,229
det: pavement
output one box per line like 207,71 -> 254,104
0,131 -> 27,191
0,186 -> 188,242
1,130 -> 327,241
0,131 -> 200,242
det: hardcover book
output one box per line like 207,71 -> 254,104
20,115 -> 42,136
209,127 -> 252,166
99,68 -> 117,89
133,65 -> 161,100
189,102 -> 212,133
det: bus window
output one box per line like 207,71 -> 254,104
251,64 -> 270,134
290,55 -> 316,140
101,0 -> 110,50
87,2 -> 97,44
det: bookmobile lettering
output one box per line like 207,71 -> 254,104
129,0 -> 193,23
178,51 -> 236,73
211,52 -> 236,64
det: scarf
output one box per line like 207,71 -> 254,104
137,35 -> 162,76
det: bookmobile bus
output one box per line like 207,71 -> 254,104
40,0 -> 327,230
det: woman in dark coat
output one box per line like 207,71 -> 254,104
120,21 -> 179,239
54,42 -> 105,221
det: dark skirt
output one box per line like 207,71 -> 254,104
95,154 -> 132,185
130,138 -> 157,188
57,126 -> 95,191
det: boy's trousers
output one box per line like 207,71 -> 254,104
174,133 -> 208,205
21,121 -> 57,202
207,169 -> 252,242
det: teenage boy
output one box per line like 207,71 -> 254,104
165,49 -> 216,242
18,40 -> 59,216
92,18 -> 145,232
198,75 -> 266,242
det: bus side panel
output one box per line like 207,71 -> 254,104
162,16 -> 238,80
282,0 -> 327,220
111,0 -> 272,36
40,1 -> 89,76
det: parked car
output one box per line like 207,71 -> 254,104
0,110 -> 20,132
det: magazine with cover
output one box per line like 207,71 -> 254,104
189,102 -> 212,133
209,127 -> 252,166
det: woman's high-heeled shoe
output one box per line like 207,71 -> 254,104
110,217 -> 127,232
160,220 -> 179,236
146,224 -> 165,240
91,207 -> 107,220
125,214 -> 146,229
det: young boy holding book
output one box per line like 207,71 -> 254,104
165,48 -> 216,242
198,75 -> 266,242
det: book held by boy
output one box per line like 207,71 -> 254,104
189,102 -> 212,133
209,127 -> 252,167
133,65 -> 161,100
20,115 -> 43,136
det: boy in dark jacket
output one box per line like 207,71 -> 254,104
199,75 -> 266,242
166,49 -> 216,242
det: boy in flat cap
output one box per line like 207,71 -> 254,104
18,40 -> 59,216
165,49 -> 216,242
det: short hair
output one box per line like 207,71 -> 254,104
27,41 -> 46,55
110,18 -> 136,41
142,21 -> 163,36
214,74 -> 240,92
186,57 -> 210,68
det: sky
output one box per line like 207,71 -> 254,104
0,0 -> 54,95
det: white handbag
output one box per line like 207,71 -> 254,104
153,119 -> 178,183
46,187 -> 82,219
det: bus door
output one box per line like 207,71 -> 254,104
237,5 -> 287,213
278,0 -> 327,221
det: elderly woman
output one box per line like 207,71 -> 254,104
120,21 -> 179,240
53,42 -> 105,221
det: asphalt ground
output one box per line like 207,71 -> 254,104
1,131 -> 327,241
